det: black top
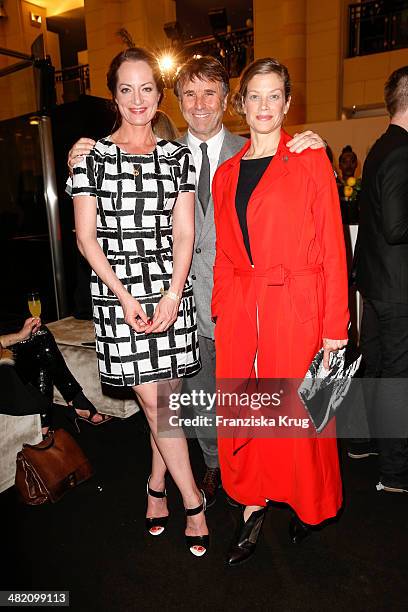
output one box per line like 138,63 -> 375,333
235,156 -> 273,263
354,124 -> 408,303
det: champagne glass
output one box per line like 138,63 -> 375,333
28,292 -> 41,318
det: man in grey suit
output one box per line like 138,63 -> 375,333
173,56 -> 327,506
68,55 -> 326,507
172,57 -> 246,506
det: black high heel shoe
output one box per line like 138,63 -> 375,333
66,391 -> 112,432
227,507 -> 267,566
146,476 -> 169,536
289,514 -> 311,544
185,490 -> 209,557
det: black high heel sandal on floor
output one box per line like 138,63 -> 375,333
66,391 -> 112,432
227,507 -> 267,566
185,490 -> 209,557
146,476 -> 169,536
289,514 -> 311,544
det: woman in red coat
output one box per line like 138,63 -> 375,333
211,58 -> 349,565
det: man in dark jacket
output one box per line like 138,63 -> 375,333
353,66 -> 408,493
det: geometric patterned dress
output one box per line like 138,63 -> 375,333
70,137 -> 201,387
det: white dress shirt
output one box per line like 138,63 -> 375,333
187,127 -> 225,187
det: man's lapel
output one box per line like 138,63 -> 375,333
198,130 -> 239,243
217,129 -> 241,166
179,132 -> 205,237
180,129 -> 245,245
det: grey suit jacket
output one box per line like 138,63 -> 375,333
179,129 -> 247,339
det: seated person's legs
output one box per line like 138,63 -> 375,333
8,319 -> 110,426
0,362 -> 52,434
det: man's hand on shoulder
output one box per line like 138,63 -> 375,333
286,131 -> 326,154
68,137 -> 96,175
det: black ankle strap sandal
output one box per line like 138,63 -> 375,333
185,490 -> 209,557
147,477 -> 167,499
146,476 -> 169,536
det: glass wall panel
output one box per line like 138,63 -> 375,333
0,112 -> 58,330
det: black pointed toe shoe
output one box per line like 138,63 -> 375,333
289,515 -> 311,544
227,507 -> 267,566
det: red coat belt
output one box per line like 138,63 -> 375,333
233,264 -> 322,284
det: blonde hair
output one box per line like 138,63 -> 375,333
152,110 -> 180,141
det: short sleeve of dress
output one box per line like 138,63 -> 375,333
67,154 -> 98,197
178,149 -> 196,193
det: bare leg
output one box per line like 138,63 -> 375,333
133,379 -> 208,540
146,433 -> 168,525
244,505 -> 264,521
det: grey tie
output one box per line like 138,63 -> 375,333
198,142 -> 210,214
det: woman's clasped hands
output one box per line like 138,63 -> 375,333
148,295 -> 179,334
120,293 -> 179,335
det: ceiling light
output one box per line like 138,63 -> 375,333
158,54 -> 175,73
30,12 -> 42,27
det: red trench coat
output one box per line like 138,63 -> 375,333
211,130 -> 349,524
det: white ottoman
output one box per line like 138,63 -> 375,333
47,317 -> 138,419
0,413 -> 42,493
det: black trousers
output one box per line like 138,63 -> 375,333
360,298 -> 408,479
0,363 -> 50,418
12,326 -> 82,426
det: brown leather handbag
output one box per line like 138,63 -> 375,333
15,428 -> 93,505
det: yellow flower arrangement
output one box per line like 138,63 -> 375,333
343,176 -> 361,201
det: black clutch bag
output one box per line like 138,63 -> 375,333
297,342 -> 362,433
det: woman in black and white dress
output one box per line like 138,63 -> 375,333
71,47 -> 208,557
